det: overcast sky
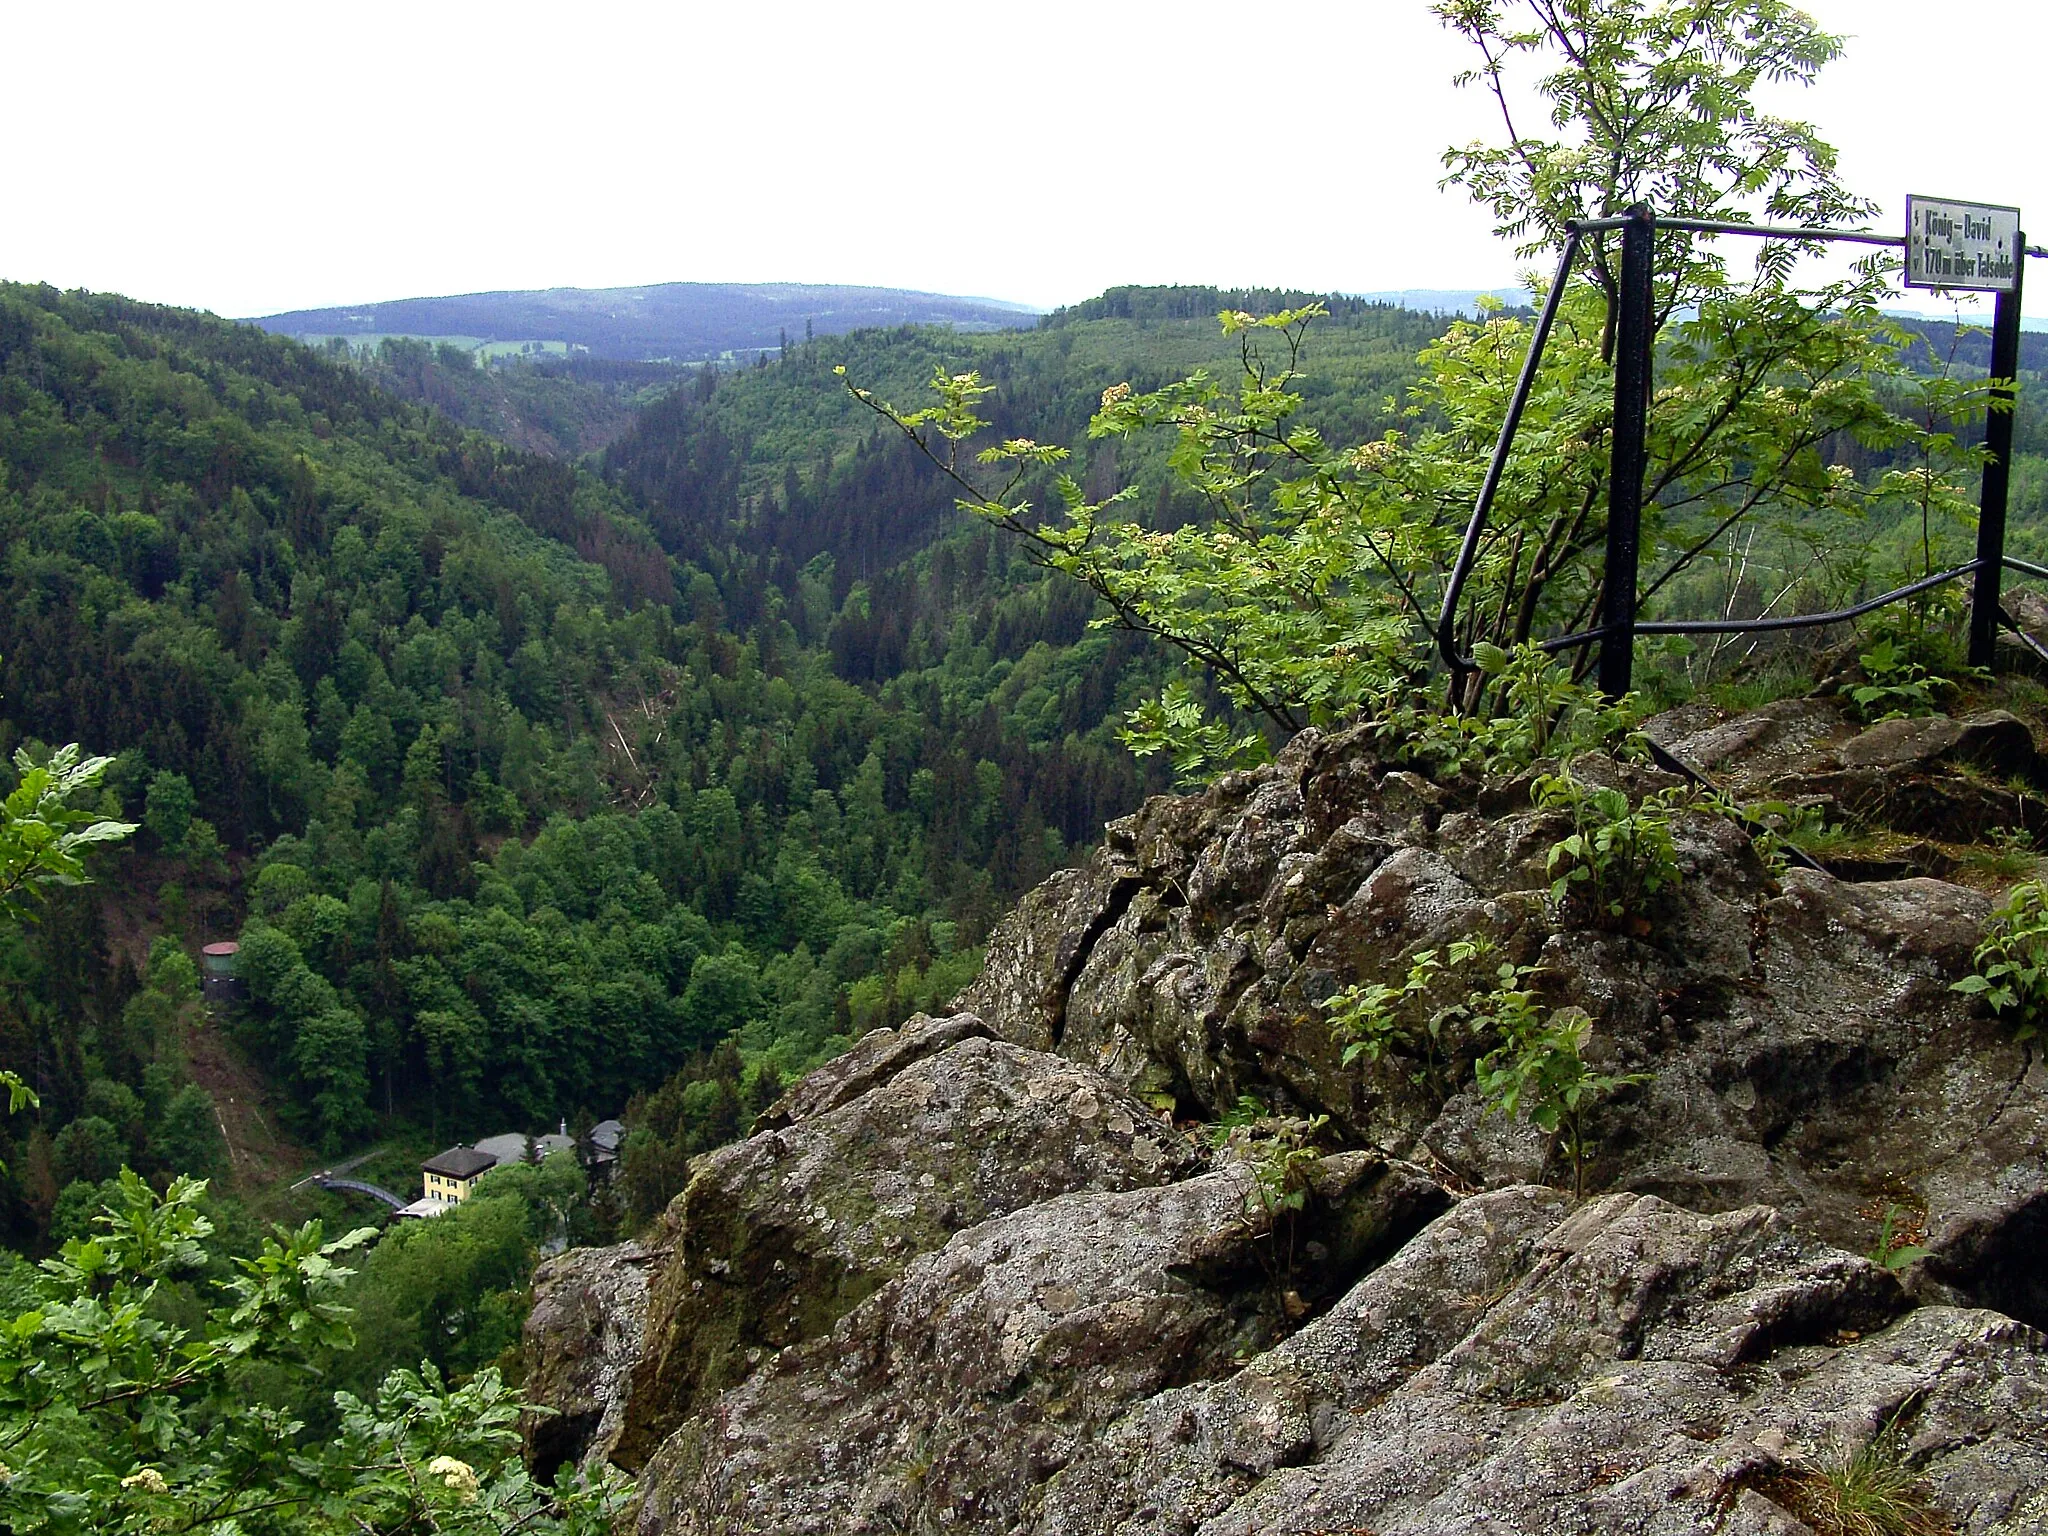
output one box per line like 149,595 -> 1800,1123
3,1 -> 2041,319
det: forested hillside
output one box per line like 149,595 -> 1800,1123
337,340 -> 679,458
47,261 -> 2007,1429
0,282 -> 1231,1260
601,290 -> 1444,590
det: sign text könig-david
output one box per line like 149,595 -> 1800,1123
1906,195 -> 2021,293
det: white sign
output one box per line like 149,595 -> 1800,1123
1905,195 -> 2021,292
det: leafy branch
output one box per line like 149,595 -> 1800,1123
0,741 -> 138,923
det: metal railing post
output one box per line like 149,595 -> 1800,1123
1434,231 -> 1584,690
1600,205 -> 1657,699
1970,231 -> 2026,670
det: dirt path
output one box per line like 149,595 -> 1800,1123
177,1006 -> 309,1191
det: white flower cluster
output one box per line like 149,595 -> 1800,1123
428,1455 -> 480,1503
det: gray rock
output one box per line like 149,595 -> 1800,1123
633,1167 -> 1280,1535
626,1185 -> 2048,1534
612,1036 -> 1202,1468
521,1238 -> 663,1480
948,717 -> 2047,1308
750,1009 -> 993,1130
1180,1195 -> 2048,1536
1648,697 -> 2048,850
634,1152 -> 1453,1535
1040,1186 -> 1571,1535
1647,696 -> 1855,785
1835,709 -> 2041,784
960,862 -> 1145,1052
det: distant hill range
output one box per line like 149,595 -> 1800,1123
248,281 -> 1043,362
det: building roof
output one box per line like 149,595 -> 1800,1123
394,1197 -> 450,1219
421,1146 -> 496,1179
533,1131 -> 575,1159
590,1119 -> 625,1152
471,1133 -> 531,1167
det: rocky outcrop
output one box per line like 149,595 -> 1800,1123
522,705 -> 2048,1533
1056,1192 -> 2047,1536
635,1152 -> 1451,1535
1038,1185 -> 1575,1534
609,1023 -> 1206,1468
626,1184 -> 2048,1534
1647,696 -> 2048,867
959,720 -> 2045,1295
521,1238 -> 662,1480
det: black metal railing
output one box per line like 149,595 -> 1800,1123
1434,206 -> 2040,699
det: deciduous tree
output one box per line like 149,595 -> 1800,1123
848,0 -> 1982,773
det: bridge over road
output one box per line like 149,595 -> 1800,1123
306,1174 -> 408,1209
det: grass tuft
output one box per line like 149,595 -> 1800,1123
1766,1423 -> 1948,1536
1953,826 -> 2042,884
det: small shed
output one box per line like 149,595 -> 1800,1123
200,942 -> 243,1005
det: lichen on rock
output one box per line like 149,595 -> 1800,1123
522,1238 -> 662,1480
609,1026 -> 1204,1469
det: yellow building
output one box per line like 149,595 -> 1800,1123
420,1146 -> 497,1204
